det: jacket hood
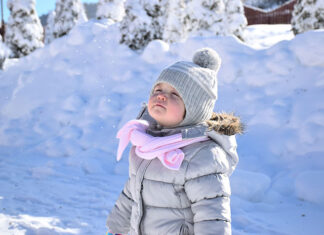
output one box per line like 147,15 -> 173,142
206,112 -> 244,136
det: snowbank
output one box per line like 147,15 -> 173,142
295,171 -> 324,205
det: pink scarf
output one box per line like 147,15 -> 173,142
116,120 -> 209,170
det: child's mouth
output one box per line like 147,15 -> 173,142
154,103 -> 165,108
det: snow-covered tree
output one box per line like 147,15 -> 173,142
224,0 -> 247,40
44,11 -> 56,44
96,0 -> 126,22
52,0 -> 88,38
163,0 -> 187,43
291,0 -> 324,35
5,0 -> 44,58
0,37 -> 11,69
121,0 -> 186,50
185,0 -> 226,36
120,0 -> 153,50
142,0 -> 168,40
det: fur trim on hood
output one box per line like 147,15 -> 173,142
206,113 -> 244,136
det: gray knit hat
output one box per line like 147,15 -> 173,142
151,47 -> 221,127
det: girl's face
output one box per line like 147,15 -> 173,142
148,82 -> 185,128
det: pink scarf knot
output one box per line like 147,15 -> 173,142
116,120 -> 209,170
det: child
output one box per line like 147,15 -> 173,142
106,48 -> 242,235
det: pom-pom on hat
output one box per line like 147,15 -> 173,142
151,48 -> 221,127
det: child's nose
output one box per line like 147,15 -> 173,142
157,93 -> 167,101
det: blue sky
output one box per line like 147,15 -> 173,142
2,0 -> 98,21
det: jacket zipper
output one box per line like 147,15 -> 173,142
137,159 -> 152,235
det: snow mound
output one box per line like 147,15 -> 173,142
231,170 -> 271,202
295,171 -> 324,205
290,30 -> 324,67
141,40 -> 170,64
0,213 -> 80,234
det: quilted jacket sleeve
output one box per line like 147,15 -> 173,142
184,143 -> 233,235
106,178 -> 134,234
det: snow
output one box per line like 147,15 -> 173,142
0,213 -> 80,234
291,0 -> 324,35
295,171 -> 324,205
44,11 -> 56,45
289,30 -> 324,67
141,40 -> 170,64
231,170 -> 271,202
6,0 -> 35,13
52,0 -> 88,40
163,0 -> 187,43
244,24 -> 294,49
0,21 -> 324,234
5,0 -> 44,58
96,0 -> 125,22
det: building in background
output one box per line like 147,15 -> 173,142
244,0 -> 297,25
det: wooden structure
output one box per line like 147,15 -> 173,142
244,0 -> 297,25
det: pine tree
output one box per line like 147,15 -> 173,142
163,0 -> 187,43
44,11 -> 56,44
185,0 -> 226,36
52,0 -> 88,39
121,0 -> 186,50
0,36 -> 10,69
96,0 -> 126,22
120,0 -> 153,50
291,0 -> 324,35
142,0 -> 168,40
224,0 -> 247,40
5,0 -> 44,58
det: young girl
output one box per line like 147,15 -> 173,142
106,48 -> 242,235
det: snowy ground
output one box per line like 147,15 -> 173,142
244,24 -> 294,49
0,21 -> 324,235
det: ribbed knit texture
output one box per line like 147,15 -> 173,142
151,48 -> 221,127
153,67 -> 216,127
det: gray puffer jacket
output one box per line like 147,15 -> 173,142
107,106 -> 242,235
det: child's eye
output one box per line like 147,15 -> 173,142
154,89 -> 162,93
172,92 -> 179,97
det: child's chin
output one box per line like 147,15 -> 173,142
149,108 -> 166,118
